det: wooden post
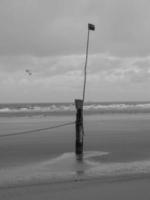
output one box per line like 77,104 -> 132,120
75,99 -> 84,159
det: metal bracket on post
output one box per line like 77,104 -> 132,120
75,99 -> 84,160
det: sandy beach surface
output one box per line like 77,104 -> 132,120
1,178 -> 150,200
1,114 -> 150,199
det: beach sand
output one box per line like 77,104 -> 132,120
0,178 -> 150,200
1,114 -> 150,199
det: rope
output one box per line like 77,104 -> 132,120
0,121 -> 75,138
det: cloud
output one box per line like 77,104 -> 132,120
0,0 -> 150,57
1,53 -> 150,102
88,54 -> 150,83
1,53 -> 150,82
1,0 -> 150,103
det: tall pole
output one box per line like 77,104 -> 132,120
75,24 -> 95,159
83,29 -> 90,103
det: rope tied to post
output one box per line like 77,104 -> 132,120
0,121 -> 75,138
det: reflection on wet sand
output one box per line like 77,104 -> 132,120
1,151 -> 150,189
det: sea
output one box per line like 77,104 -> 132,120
1,101 -> 150,117
1,101 -> 150,188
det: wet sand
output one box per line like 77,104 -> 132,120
1,178 -> 150,200
1,114 -> 150,168
1,114 -> 150,199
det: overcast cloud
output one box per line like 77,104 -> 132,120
0,0 -> 150,102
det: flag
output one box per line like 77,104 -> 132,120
88,23 -> 95,31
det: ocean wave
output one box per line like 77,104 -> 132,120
1,102 -> 150,115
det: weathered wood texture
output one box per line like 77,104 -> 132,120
75,99 -> 83,158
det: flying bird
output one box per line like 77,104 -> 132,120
25,69 -> 32,76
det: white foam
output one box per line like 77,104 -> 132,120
1,103 -> 150,114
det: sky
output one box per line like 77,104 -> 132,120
1,0 -> 150,102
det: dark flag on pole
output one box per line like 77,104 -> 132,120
88,23 -> 95,31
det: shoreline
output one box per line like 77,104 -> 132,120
1,113 -> 150,199
1,170 -> 150,190
1,175 -> 150,200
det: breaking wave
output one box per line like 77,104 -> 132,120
1,102 -> 150,116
